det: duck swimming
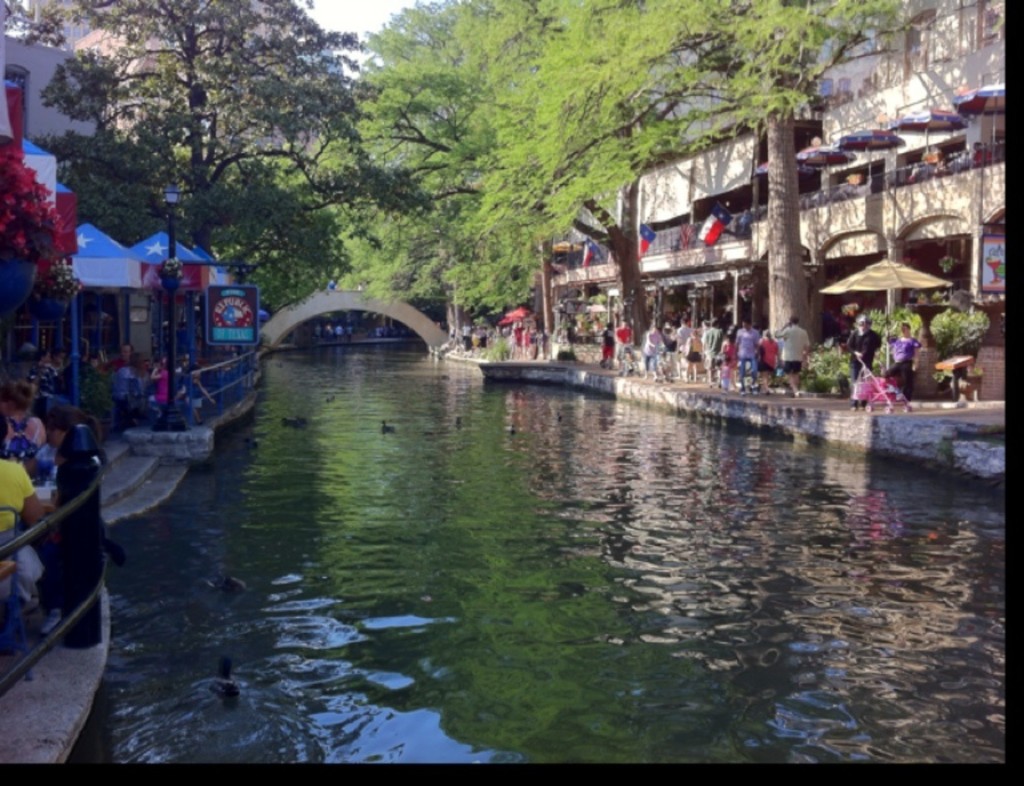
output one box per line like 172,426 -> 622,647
211,656 -> 241,698
205,574 -> 247,592
381,420 -> 396,434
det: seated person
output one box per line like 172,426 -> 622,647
113,352 -> 151,430
1,380 -> 47,476
0,457 -> 45,606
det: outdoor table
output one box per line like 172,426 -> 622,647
935,355 -> 974,400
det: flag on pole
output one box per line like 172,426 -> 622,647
698,203 -> 732,246
639,224 -> 657,257
582,239 -> 600,267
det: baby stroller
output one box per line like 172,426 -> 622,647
654,345 -> 675,382
619,345 -> 641,377
852,362 -> 912,413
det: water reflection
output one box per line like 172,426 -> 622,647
94,347 -> 1004,763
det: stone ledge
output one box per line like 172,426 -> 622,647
121,425 -> 215,463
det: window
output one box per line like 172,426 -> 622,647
905,10 -> 936,77
982,1 -> 1004,44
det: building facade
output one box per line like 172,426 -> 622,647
552,0 -> 1004,373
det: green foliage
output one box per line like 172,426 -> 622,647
39,0 -> 421,310
556,348 -> 577,362
800,345 -> 848,395
482,337 -> 511,361
864,306 -> 922,341
79,367 -> 113,421
931,310 -> 990,359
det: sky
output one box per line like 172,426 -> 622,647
307,0 -> 417,40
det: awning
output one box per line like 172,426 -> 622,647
647,270 -> 731,289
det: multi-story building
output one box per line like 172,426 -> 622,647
552,0 -> 1004,396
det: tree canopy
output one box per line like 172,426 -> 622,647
38,0 -> 423,308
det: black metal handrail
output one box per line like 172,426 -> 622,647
0,468 -> 106,698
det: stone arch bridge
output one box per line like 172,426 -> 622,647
260,290 -> 447,350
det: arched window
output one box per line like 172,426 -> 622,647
904,10 -> 936,77
3,65 -> 29,133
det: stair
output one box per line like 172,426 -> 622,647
100,438 -> 189,526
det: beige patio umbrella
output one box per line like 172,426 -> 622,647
821,259 -> 951,364
820,259 -> 951,294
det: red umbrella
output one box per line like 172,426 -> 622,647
498,306 -> 531,326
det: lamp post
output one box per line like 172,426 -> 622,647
153,184 -> 187,432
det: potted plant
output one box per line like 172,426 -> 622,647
159,257 -> 184,289
0,146 -> 61,316
938,255 -> 958,274
29,259 -> 81,319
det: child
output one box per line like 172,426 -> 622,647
176,367 -> 216,424
719,334 -> 737,392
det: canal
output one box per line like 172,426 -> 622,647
79,346 -> 1005,763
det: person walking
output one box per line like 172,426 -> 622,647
775,315 -> 810,397
701,320 -> 724,387
757,328 -> 779,395
846,315 -> 882,410
735,319 -> 760,395
615,321 -> 634,376
884,322 -> 922,402
641,324 -> 664,380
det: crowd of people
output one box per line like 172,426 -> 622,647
2,390 -> 106,637
453,321 -> 551,360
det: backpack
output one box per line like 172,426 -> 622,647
3,416 -> 39,461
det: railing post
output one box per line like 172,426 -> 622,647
56,424 -> 104,649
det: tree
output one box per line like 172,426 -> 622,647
39,0 -> 421,308
354,1 -> 538,323
714,0 -> 902,333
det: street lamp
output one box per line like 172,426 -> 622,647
153,184 -> 187,432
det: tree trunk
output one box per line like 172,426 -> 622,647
539,240 -> 555,335
612,181 -> 647,342
766,114 -> 809,333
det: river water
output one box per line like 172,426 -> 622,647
82,346 -> 1005,763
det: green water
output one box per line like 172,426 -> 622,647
88,347 -> 1005,762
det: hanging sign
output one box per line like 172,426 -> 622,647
206,284 -> 260,345
980,234 -> 1005,293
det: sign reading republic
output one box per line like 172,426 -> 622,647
206,285 -> 260,345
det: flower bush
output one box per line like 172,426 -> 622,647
0,146 -> 60,264
160,257 -> 184,280
34,259 -> 81,300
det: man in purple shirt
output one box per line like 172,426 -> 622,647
735,319 -> 760,394
885,322 -> 922,401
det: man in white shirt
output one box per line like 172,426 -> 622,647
775,315 -> 810,397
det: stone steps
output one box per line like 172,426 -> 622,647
99,438 -> 189,526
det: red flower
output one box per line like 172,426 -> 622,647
0,146 -> 60,264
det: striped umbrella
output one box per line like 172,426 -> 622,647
888,107 -> 968,133
795,145 -> 857,167
835,129 -> 906,151
953,83 -> 1006,116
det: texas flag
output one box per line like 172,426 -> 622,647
639,224 -> 657,257
698,203 -> 732,247
582,239 -> 600,267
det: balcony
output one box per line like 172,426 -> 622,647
550,154 -> 1004,290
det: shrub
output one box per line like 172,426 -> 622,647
931,310 -> 990,359
800,345 -> 849,395
556,348 -> 577,361
482,337 -> 511,361
80,367 -> 113,422
864,306 -> 922,340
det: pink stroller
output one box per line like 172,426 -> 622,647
853,364 -> 912,413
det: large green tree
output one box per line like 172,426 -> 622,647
354,1 -> 541,323
39,0 -> 421,308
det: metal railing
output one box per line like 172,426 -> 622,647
0,469 -> 106,697
177,351 -> 259,427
